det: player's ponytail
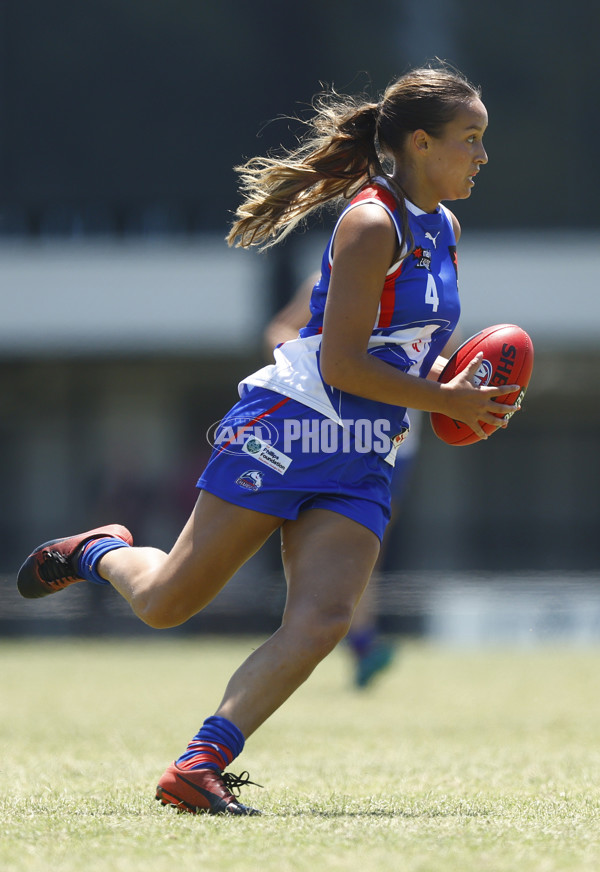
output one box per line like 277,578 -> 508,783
227,63 -> 481,251
227,94 -> 385,249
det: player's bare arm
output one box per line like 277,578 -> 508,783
320,207 -> 519,432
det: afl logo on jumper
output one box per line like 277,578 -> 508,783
412,247 -> 432,269
235,470 -> 264,492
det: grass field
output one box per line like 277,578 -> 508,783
1,637 -> 600,872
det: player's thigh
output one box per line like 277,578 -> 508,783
280,508 -> 380,622
162,490 -> 283,600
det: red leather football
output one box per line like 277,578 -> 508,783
430,324 -> 534,446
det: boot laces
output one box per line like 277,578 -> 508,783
39,549 -> 77,584
221,771 -> 263,797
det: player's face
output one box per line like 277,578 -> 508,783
424,99 -> 489,204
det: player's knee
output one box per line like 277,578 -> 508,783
294,606 -> 354,659
131,590 -> 191,629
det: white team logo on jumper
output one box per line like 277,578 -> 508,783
425,231 -> 440,248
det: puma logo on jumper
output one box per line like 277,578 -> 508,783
424,231 -> 440,248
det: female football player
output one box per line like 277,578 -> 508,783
264,272 -> 445,689
17,63 -> 520,815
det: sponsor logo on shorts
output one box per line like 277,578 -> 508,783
235,470 -> 264,492
242,436 -> 292,474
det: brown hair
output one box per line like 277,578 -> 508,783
227,64 -> 481,250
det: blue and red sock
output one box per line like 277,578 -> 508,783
176,715 -> 245,772
77,537 -> 131,586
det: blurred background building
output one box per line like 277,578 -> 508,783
1,0 -> 599,639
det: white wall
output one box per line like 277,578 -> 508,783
457,231 -> 600,350
296,229 -> 600,352
0,236 -> 267,355
2,230 -> 599,355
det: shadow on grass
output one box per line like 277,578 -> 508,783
267,800 -> 494,819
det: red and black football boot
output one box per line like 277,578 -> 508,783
155,763 -> 262,815
17,524 -> 133,599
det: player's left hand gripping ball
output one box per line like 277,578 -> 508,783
430,323 -> 534,446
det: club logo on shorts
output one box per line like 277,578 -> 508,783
235,470 -> 264,492
473,359 -> 493,386
245,437 -> 262,454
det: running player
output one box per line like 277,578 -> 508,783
264,273 -> 443,688
17,64 -> 520,815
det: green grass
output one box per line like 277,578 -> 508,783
1,637 -> 600,871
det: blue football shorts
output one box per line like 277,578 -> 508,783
197,387 -> 395,542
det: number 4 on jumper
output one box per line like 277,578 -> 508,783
425,273 -> 439,312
